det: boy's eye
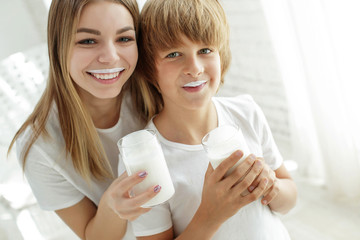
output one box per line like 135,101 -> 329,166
78,39 -> 96,45
166,52 -> 180,58
199,48 -> 211,54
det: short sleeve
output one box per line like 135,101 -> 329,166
17,142 -> 84,211
131,203 -> 172,237
251,98 -> 283,170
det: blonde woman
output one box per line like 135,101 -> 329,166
130,0 -> 297,239
8,0 -> 159,239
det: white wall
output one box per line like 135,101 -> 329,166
220,0 -> 292,159
0,0 -> 292,159
0,0 -> 47,60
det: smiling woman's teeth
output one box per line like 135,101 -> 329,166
91,72 -> 119,80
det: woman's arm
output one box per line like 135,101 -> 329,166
56,172 -> 160,240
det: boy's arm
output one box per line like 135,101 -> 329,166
137,152 -> 269,240
264,164 -> 297,214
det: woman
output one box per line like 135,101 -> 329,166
8,0 -> 158,239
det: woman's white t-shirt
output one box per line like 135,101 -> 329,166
129,95 -> 291,240
16,93 -> 142,239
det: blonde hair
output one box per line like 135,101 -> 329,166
8,0 -> 140,181
134,0 -> 231,122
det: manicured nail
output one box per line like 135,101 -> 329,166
138,171 -> 147,178
256,160 -> 262,166
248,186 -> 255,192
262,199 -> 268,205
249,154 -> 256,160
154,185 -> 161,193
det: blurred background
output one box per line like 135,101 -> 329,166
1,0 -> 359,239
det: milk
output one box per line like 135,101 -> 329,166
202,125 -> 250,177
118,129 -> 175,207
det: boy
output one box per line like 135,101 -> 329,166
128,0 -> 297,239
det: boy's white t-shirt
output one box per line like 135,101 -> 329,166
128,95 -> 291,240
16,93 -> 141,240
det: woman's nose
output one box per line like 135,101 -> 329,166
98,43 -> 120,63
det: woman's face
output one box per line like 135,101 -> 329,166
69,1 -> 138,102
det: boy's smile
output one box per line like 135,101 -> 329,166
155,35 -> 221,111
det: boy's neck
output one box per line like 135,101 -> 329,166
153,101 -> 218,145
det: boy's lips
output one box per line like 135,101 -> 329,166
183,80 -> 207,88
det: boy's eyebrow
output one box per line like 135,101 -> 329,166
76,26 -> 134,35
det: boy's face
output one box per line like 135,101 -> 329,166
155,36 -> 221,112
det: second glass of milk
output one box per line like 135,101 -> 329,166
118,129 -> 175,207
202,124 -> 250,177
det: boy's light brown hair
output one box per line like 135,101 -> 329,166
134,0 -> 232,122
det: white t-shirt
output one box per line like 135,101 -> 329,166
16,93 -> 142,240
129,95 -> 291,240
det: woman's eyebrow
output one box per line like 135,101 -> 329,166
77,28 -> 100,35
76,26 -> 134,35
116,26 -> 135,34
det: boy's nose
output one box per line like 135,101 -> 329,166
184,56 -> 204,77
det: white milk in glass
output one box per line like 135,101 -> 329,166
118,129 -> 174,207
202,125 -> 250,177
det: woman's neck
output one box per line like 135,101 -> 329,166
154,101 -> 218,145
83,95 -> 121,129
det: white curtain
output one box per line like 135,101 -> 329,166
261,0 -> 360,201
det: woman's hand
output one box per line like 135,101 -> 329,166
104,171 -> 160,221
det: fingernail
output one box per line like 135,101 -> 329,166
236,150 -> 243,157
138,171 -> 147,178
262,199 -> 268,205
249,154 -> 256,160
154,185 -> 161,193
256,160 -> 262,166
264,178 -> 268,184
248,186 -> 255,192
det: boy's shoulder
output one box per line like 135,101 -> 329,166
213,94 -> 257,111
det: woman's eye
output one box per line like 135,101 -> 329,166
199,48 -> 211,54
166,52 -> 180,58
78,39 -> 96,45
118,37 -> 133,42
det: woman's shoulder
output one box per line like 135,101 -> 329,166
16,104 -> 65,164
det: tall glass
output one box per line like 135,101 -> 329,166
118,129 -> 175,207
202,125 -> 250,177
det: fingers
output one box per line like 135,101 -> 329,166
115,171 -> 149,194
230,158 -> 263,193
243,178 -> 268,203
222,154 -> 258,189
261,179 -> 280,205
130,184 -> 162,207
248,162 -> 275,193
211,150 -> 244,183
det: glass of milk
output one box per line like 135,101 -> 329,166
118,129 -> 175,207
202,125 -> 250,177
